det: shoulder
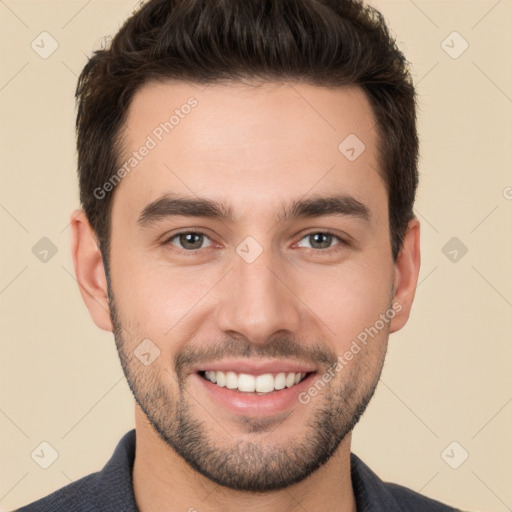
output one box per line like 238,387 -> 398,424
350,453 -> 461,512
15,473 -> 100,512
15,430 -> 137,512
383,481 -> 461,511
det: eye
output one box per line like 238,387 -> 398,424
167,232 -> 213,251
296,232 -> 344,250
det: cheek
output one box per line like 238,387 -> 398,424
110,255 -> 220,340
298,259 -> 394,345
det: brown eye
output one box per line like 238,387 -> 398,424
297,232 -> 341,250
168,232 -> 212,250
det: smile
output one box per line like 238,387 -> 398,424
198,370 -> 310,394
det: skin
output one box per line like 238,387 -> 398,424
71,81 -> 420,512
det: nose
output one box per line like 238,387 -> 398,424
215,247 -> 302,345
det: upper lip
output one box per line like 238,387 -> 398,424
193,359 -> 317,376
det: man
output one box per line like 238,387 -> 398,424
17,0 -> 461,510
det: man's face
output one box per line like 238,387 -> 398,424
107,81 -> 399,491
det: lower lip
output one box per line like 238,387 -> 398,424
194,372 -> 317,417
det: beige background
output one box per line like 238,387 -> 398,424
1,1 -> 511,510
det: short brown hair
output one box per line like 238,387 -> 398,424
76,0 -> 418,262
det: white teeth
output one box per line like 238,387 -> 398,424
237,373 -> 256,392
202,370 -> 308,393
204,370 -> 217,383
216,371 -> 226,387
256,374 -> 274,393
225,371 -> 238,389
274,372 -> 286,390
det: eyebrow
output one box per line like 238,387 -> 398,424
137,194 -> 235,226
136,193 -> 371,227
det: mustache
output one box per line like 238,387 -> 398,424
174,334 -> 338,378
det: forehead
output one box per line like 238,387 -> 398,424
113,80 -> 385,224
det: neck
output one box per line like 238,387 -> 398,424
132,406 -> 357,512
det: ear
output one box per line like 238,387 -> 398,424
389,217 -> 421,333
70,209 -> 113,332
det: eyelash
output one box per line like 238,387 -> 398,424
163,230 -> 349,254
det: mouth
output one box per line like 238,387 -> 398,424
197,370 -> 313,395
193,361 -> 319,417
